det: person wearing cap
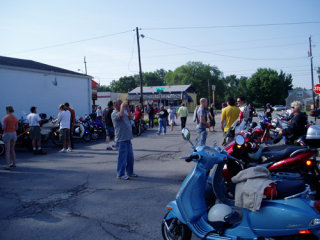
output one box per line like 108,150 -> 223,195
156,105 -> 169,135
278,101 -> 307,144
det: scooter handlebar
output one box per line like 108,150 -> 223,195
180,154 -> 200,162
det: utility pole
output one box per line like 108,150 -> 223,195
84,56 -> 87,75
207,79 -> 211,105
136,27 -> 144,111
309,36 -> 316,114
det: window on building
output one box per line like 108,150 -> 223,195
297,91 -> 303,98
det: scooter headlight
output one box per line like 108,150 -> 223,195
310,218 -> 320,226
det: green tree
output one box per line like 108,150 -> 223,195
143,69 -> 167,86
97,85 -> 111,92
109,75 -> 139,93
246,68 -> 293,106
164,61 -> 224,104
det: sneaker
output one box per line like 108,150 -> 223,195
67,148 -> 72,152
59,148 -> 66,153
106,147 -> 113,150
117,175 -> 129,180
128,174 -> 138,177
162,133 -> 166,135
156,132 -> 160,135
37,149 -> 47,155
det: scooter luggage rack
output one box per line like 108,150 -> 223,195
284,184 -> 312,200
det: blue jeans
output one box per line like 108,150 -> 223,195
158,118 -> 167,134
117,140 -> 134,177
197,128 -> 207,146
148,115 -> 154,128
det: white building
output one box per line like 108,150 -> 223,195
96,92 -> 122,109
0,56 -> 92,120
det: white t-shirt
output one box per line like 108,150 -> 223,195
27,113 -> 41,127
96,109 -> 103,117
57,110 -> 71,129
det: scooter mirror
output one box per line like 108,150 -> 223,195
235,135 -> 245,146
181,128 -> 190,141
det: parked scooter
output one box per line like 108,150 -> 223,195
162,128 -> 320,240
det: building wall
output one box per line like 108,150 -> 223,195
96,92 -> 123,109
0,67 -> 92,119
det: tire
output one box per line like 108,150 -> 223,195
161,213 -> 192,240
50,132 -> 62,147
0,144 -> 4,156
91,132 -> 99,140
83,133 -> 91,142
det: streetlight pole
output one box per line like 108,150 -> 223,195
136,27 -> 144,111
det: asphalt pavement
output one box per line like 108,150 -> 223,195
0,114 -> 224,240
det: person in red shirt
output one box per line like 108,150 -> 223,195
134,105 -> 143,135
2,106 -> 18,170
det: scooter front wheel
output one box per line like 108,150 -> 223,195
161,213 -> 191,240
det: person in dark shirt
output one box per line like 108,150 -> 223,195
103,101 -> 116,150
264,103 -> 274,122
279,101 -> 307,145
147,105 -> 155,128
156,105 -> 168,135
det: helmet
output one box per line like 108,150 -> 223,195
75,127 -> 80,134
208,204 -> 233,223
266,103 -> 270,106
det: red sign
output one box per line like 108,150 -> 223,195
314,84 -> 320,94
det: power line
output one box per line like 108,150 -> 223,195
144,36 -> 308,61
142,21 -> 320,31
5,29 -> 134,55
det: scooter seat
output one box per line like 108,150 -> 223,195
261,145 -> 306,162
275,180 -> 306,199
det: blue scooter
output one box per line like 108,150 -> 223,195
162,128 -> 320,240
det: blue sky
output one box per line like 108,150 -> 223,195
1,0 -> 320,89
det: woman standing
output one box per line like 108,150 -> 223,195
2,106 -> 18,170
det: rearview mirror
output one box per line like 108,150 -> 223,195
182,128 -> 190,141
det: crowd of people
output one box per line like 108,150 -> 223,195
1,98 -> 308,180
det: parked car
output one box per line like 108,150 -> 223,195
310,108 -> 320,118
273,105 -> 286,111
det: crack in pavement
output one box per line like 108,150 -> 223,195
4,176 -> 90,219
69,211 -> 147,240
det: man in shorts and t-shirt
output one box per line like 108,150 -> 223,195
54,104 -> 72,153
27,106 -> 46,154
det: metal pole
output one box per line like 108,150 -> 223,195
309,36 -> 316,121
208,79 -> 210,105
84,56 -> 87,75
136,27 -> 144,111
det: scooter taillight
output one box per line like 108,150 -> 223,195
299,230 -> 311,235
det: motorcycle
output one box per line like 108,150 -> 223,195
222,126 -> 320,198
162,128 -> 320,240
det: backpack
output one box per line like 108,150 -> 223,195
193,105 -> 199,122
